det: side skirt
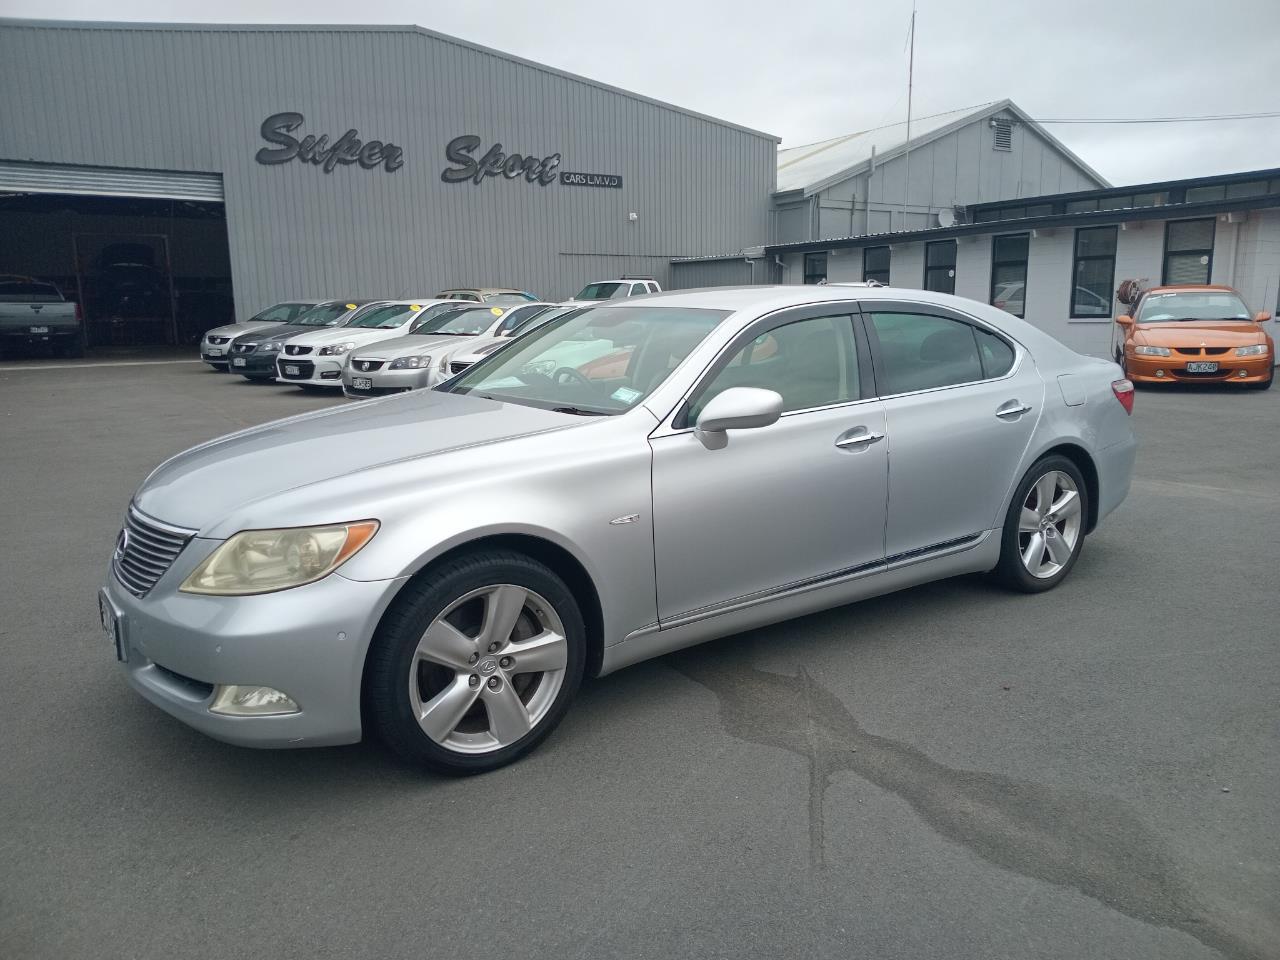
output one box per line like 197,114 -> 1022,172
599,531 -> 999,676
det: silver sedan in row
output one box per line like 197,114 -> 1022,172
102,286 -> 1136,774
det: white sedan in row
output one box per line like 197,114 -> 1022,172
274,300 -> 451,389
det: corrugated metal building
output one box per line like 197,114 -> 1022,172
0,18 -> 777,345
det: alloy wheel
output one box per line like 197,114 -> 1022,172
1017,470 -> 1083,579
407,584 -> 569,754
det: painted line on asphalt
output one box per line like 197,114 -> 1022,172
0,359 -> 204,372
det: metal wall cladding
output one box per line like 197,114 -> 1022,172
670,257 -> 779,289
0,21 -> 777,316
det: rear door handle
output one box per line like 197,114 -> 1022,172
995,400 -> 1033,419
835,427 -> 884,449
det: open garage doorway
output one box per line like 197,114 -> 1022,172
0,163 -> 232,358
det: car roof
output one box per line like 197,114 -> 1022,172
437,287 -> 526,295
1143,284 -> 1237,294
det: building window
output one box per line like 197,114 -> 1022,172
992,118 -> 1013,151
803,252 -> 827,285
863,246 -> 891,284
990,233 -> 1030,317
1071,226 -> 1117,318
1163,218 -> 1215,285
924,241 -> 957,294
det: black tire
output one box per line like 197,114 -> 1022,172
992,455 -> 1089,594
365,550 -> 586,775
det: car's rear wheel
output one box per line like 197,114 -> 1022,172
993,456 -> 1088,593
366,550 -> 585,775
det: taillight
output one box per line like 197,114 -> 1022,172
1112,378 -> 1134,415
75,302 -> 83,323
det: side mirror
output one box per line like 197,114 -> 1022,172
695,387 -> 783,445
1255,311 -> 1271,323
1116,315 -> 1134,327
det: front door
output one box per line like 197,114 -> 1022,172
649,307 -> 888,623
862,303 -> 1044,557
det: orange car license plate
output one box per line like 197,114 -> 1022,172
1186,361 -> 1218,373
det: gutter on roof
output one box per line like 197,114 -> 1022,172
764,193 -> 1280,256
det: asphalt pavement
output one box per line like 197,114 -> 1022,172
1,359 -> 1277,960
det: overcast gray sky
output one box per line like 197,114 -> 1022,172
5,0 -> 1278,186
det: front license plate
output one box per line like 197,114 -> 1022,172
1186,361 -> 1218,373
284,364 -> 300,376
206,347 -> 223,357
99,590 -> 126,662
352,376 -> 373,390
232,357 -> 246,367
30,325 -> 49,334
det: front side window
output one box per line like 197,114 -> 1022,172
863,246 -> 891,284
446,306 -> 727,415
1071,226 -> 1117,318
630,283 -> 647,296
1163,218 -> 1215,285
867,312 -> 991,393
803,253 -> 827,285
688,315 -> 859,422
924,241 -> 957,294
345,304 -> 421,329
990,233 -> 1030,317
496,304 -> 552,336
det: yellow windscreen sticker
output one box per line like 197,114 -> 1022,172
345,303 -> 356,309
490,306 -> 504,316
410,304 -> 421,310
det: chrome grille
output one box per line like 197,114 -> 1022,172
232,342 -> 257,354
351,359 -> 385,372
206,335 -> 230,345
112,507 -> 196,597
284,344 -> 313,355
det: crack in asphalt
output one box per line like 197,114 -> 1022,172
671,648 -> 1275,960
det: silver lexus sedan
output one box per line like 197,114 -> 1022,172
101,286 -> 1137,774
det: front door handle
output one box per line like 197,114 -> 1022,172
995,400 -> 1033,419
835,427 -> 884,449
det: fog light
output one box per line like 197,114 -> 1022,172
1238,370 -> 1248,378
321,370 -> 341,380
209,684 -> 300,717
1155,369 -> 1165,377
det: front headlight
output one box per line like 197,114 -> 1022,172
260,341 -> 280,352
1236,343 -> 1268,356
319,341 -> 356,356
180,521 -> 379,596
389,355 -> 431,369
1133,345 -> 1171,357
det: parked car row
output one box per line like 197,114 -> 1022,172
197,277 -> 665,397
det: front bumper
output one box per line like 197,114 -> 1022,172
1126,352 -> 1273,384
102,559 -> 407,748
276,355 -> 346,388
342,365 -> 436,398
229,350 -> 280,377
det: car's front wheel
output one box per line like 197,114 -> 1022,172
993,456 -> 1089,593
366,550 -> 586,775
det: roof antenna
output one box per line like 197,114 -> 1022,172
902,1 -> 916,232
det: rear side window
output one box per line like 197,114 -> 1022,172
867,312 -> 985,393
973,326 -> 1015,378
631,283 -> 647,295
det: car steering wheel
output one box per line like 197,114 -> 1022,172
553,367 -> 595,389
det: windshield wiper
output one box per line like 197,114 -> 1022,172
551,406 -> 609,416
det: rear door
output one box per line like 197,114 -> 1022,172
861,301 -> 1044,558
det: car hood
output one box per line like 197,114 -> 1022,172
206,321 -> 277,339
283,325 -> 412,347
350,333 -> 478,359
1134,322 -> 1265,346
134,390 -> 578,531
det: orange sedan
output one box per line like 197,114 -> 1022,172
1114,284 -> 1274,389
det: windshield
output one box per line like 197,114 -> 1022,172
496,304 -> 552,336
1137,291 -> 1251,323
483,292 -> 537,303
425,307 -> 505,336
250,302 -> 312,323
291,302 -> 354,326
345,304 -> 421,329
574,282 -> 626,301
444,305 -> 728,415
